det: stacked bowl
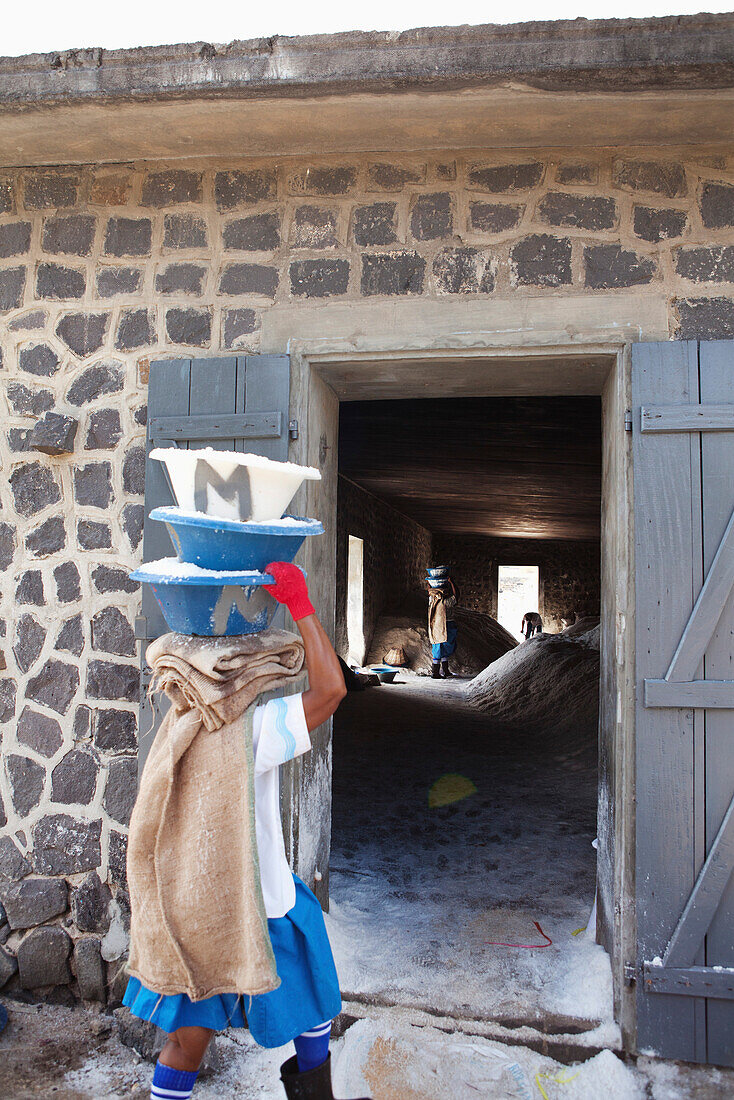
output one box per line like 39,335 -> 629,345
426,565 -> 450,589
131,448 -> 322,636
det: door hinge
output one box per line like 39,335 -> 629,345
624,410 -> 633,432
288,418 -> 299,440
624,963 -> 638,985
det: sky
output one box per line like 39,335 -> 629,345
2,0 -> 731,58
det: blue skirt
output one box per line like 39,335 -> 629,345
431,620 -> 458,659
123,876 -> 341,1048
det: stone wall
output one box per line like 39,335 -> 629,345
432,534 -> 601,634
335,475 -> 432,662
0,147 -> 732,1003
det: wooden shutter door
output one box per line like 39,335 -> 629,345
137,354 -> 291,767
633,340 -> 734,1067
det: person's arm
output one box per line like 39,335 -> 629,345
264,561 -> 346,732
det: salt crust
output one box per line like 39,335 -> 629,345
150,446 -> 320,479
158,507 -> 318,529
134,557 -> 268,581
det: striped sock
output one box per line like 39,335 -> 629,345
150,1061 -> 199,1099
294,1020 -> 332,1073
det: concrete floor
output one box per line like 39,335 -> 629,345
328,675 -> 608,1036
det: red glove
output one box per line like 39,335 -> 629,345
263,561 -> 315,621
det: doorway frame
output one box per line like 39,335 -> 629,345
286,329 -> 637,1049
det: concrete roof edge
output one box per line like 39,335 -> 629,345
2,13 -> 734,108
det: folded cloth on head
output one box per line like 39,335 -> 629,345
126,629 -> 305,1002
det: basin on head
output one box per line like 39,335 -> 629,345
149,508 -> 323,572
150,447 -> 321,523
130,558 -> 278,636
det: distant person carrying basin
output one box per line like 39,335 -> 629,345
427,566 -> 459,678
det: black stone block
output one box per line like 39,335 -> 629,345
224,213 -> 281,251
700,182 -> 734,229
42,214 -> 96,257
164,213 -> 208,249
19,344 -> 60,377
290,259 -> 349,298
92,607 -> 135,657
0,221 -> 31,258
468,162 -> 544,193
674,297 -> 734,340
122,504 -> 144,551
23,171 -> 80,210
218,263 -> 279,297
165,307 -> 212,346
77,520 -> 112,550
36,262 -> 85,300
86,408 -> 122,450
10,462 -> 61,517
74,462 -> 113,508
7,428 -> 29,452
92,565 -> 139,594
56,312 -> 109,357
410,193 -> 453,240
122,446 -> 145,495
9,309 -> 46,331
511,234 -> 572,288
6,755 -> 45,817
0,523 -> 15,570
75,937 -> 106,1001
16,569 -> 44,605
0,836 -> 29,881
26,516 -> 66,557
155,263 -> 206,295
115,308 -> 155,350
361,252 -> 426,296
434,248 -> 494,294
291,207 -> 335,249
1,877 -> 68,929
367,163 -> 424,191
28,412 -> 78,456
104,217 -> 152,257
353,203 -> 398,247
142,170 -> 202,207
18,925 -> 73,988
107,831 -> 128,888
55,614 -> 84,657
7,383 -> 54,416
0,177 -> 14,213
51,749 -> 98,806
0,680 -> 16,725
67,361 -> 124,406
633,206 -> 687,243
556,163 -> 598,185
538,192 -> 617,231
584,244 -> 656,289
26,658 -> 79,715
469,202 -> 523,233
675,246 -> 734,283
96,267 -> 142,298
73,704 -> 92,742
54,561 -> 81,603
290,166 -> 356,196
87,660 -> 139,702
103,757 -> 138,825
31,814 -> 102,876
613,158 -> 687,197
13,614 -> 46,674
94,708 -> 137,753
0,267 -> 26,310
215,169 -> 277,210
223,308 -> 257,349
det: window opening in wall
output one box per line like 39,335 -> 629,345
347,535 -> 365,666
497,564 -> 540,641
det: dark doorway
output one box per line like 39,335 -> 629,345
327,395 -> 608,1030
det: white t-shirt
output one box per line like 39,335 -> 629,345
252,693 -> 311,919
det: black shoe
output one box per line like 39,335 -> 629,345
280,1053 -> 371,1100
440,658 -> 451,678
431,660 -> 442,679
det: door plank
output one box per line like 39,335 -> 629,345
699,340 -> 734,1065
642,405 -> 734,432
633,340 -> 700,1061
188,358 -> 237,450
643,965 -> 734,1000
244,355 -> 291,462
664,505 -> 734,682
663,792 -> 734,968
645,679 -> 734,707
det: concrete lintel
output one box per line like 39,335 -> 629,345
1,15 -> 733,111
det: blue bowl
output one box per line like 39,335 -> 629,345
130,560 -> 277,636
149,508 -> 323,572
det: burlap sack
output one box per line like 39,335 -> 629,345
126,629 -> 305,1001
